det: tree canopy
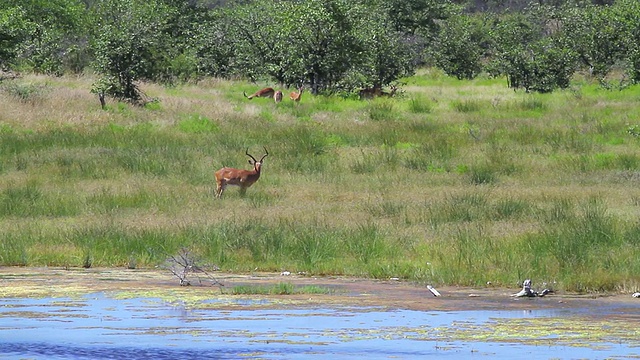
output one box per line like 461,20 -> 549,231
2,0 -> 640,100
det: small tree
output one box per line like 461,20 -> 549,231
346,6 -> 415,92
190,9 -> 236,79
292,0 -> 368,93
615,0 -> 640,84
228,0 -> 366,91
433,13 -> 488,80
90,0 -> 174,104
561,4 -> 628,83
227,0 -> 415,94
2,0 -> 87,75
226,0 -> 289,84
628,45 -> 640,85
383,0 -> 453,37
488,7 -> 577,93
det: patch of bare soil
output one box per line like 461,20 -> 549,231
0,267 -> 637,312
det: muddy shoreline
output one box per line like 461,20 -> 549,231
1,267 -> 636,312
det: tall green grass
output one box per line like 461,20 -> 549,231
0,181 -> 81,217
1,74 -> 640,293
230,282 -> 333,295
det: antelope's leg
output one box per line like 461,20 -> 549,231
215,182 -> 225,198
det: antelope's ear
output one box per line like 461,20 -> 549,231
248,159 -> 254,165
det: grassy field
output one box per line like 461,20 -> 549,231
1,69 -> 640,293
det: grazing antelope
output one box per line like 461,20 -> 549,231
243,87 -> 275,100
359,85 -> 398,100
358,87 -> 382,100
289,86 -> 303,103
274,90 -> 283,104
215,147 -> 268,198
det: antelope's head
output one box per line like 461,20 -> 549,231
246,147 -> 269,173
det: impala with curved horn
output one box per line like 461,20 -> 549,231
215,147 -> 269,198
243,87 -> 275,100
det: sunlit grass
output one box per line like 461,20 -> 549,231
1,73 -> 640,293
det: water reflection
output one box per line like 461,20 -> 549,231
0,293 -> 638,359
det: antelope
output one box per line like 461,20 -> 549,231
358,86 -> 383,100
243,87 -> 275,100
359,85 -> 399,100
214,147 -> 268,198
274,90 -> 283,104
289,86 -> 303,103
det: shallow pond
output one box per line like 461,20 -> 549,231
1,293 -> 639,359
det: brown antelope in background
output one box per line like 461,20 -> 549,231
274,90 -> 283,103
289,86 -> 303,103
214,147 -> 268,198
244,87 -> 275,99
359,85 -> 398,100
358,87 -> 382,100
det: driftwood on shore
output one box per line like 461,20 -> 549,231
511,279 -> 551,298
427,285 -> 441,297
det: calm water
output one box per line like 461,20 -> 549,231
0,293 -> 638,359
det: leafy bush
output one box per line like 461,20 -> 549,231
487,8 -> 577,93
561,4 -> 630,82
0,7 -> 34,70
433,14 -> 486,80
228,0 -> 415,93
90,0 -> 175,103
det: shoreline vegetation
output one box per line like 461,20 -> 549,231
1,70 -> 640,294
